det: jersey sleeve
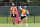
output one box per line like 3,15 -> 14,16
14,7 -> 17,11
10,7 -> 13,11
26,10 -> 29,15
19,6 -> 22,10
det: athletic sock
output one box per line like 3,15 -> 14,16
26,23 -> 28,26
20,22 -> 22,26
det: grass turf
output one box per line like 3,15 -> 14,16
0,23 -> 40,27
0,16 -> 40,27
0,16 -> 40,23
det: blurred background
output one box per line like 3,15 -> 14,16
0,0 -> 40,24
0,0 -> 40,6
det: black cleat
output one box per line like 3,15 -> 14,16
13,22 -> 15,25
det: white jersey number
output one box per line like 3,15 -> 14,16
13,8 -> 15,12
23,10 -> 25,13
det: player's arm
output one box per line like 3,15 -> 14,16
19,6 -> 22,10
27,12 -> 29,15
27,10 -> 29,15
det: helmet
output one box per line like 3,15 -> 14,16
24,6 -> 27,8
12,3 -> 15,6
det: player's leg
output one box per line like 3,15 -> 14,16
11,17 -> 15,25
11,14 -> 15,25
20,19 -> 23,26
14,17 -> 16,24
21,16 -> 23,23
13,17 -> 15,25
24,17 -> 27,23
20,16 -> 23,26
13,14 -> 16,24
11,14 -> 14,22
11,17 -> 13,22
24,16 -> 28,26
21,19 -> 23,24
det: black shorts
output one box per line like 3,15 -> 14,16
21,16 -> 26,19
11,14 -> 16,18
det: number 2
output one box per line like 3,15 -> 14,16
23,10 -> 25,13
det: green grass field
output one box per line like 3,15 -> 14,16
0,23 -> 40,27
0,16 -> 40,23
0,16 -> 40,27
